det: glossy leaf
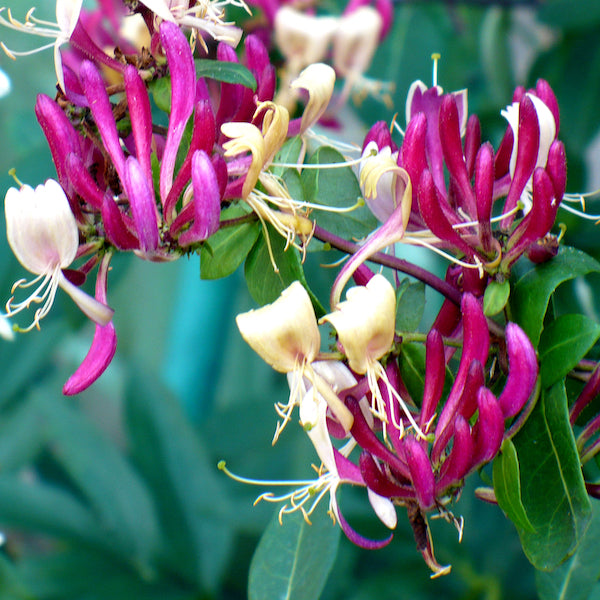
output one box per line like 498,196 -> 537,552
195,59 -> 257,91
271,137 -> 303,178
512,382 -> 592,570
301,146 -> 377,241
510,247 -> 600,347
149,77 -> 172,113
396,278 -> 425,332
398,342 -> 426,404
248,503 -> 340,600
244,224 -> 324,315
493,438 -> 535,533
536,501 -> 600,600
538,314 -> 600,388
483,280 -> 510,316
200,206 -> 260,280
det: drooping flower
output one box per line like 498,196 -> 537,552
4,179 -> 113,332
236,281 -> 353,440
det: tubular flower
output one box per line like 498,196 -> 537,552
236,281 -> 353,441
355,76 -> 566,294
322,274 -> 422,437
4,179 -> 113,332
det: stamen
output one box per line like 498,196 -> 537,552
431,53 -> 441,88
218,460 -> 337,524
6,267 -> 62,332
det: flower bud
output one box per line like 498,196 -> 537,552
497,323 -> 538,418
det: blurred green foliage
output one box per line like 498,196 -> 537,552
0,0 -> 599,598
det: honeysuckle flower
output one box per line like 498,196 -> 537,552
500,87 -> 558,219
289,63 -> 336,136
4,179 -> 114,332
274,7 -> 338,77
0,0 -> 83,91
329,166 -> 412,307
236,281 -> 353,440
139,0 -> 246,48
332,6 -> 383,103
323,274 -> 423,438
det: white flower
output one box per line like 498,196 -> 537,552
139,0 -> 246,48
5,179 -> 113,332
236,282 -> 353,441
0,0 -> 83,91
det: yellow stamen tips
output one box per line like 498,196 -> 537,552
291,63 -> 336,134
8,168 -> 22,187
218,460 -> 338,526
431,53 -> 441,87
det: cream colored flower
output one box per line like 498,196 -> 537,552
236,281 -> 320,373
290,63 -> 336,135
322,275 -> 423,437
321,274 -> 395,375
274,7 -> 338,74
236,282 -> 353,440
5,180 -> 114,331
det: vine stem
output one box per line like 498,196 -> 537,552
312,225 -> 462,305
312,225 -> 505,338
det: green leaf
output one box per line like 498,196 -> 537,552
244,224 -> 324,315
301,146 -> 377,241
271,137 -> 303,178
398,342 -> 426,404
510,247 -> 600,347
538,314 -> 600,388
125,367 -> 233,592
0,554 -> 31,600
396,279 -> 425,332
0,475 -> 107,549
0,398 -> 47,472
493,438 -> 536,533
248,503 -> 340,600
536,501 -> 600,600
483,280 -> 510,317
200,206 -> 260,280
18,549 -> 195,600
148,77 -> 172,113
41,396 -> 162,570
195,59 -> 257,91
538,0 -> 600,31
512,382 -> 592,570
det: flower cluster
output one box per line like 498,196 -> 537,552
339,73 -> 566,309
5,0 -> 600,581
232,270 -> 538,575
1,1 -> 335,394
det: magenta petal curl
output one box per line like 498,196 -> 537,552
472,388 -> 504,466
63,255 -> 117,395
124,64 -> 153,184
177,150 -> 221,246
402,436 -> 435,510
